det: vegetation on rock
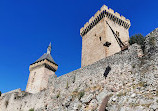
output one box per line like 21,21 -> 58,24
29,108 -> 34,111
5,101 -> 9,108
56,92 -> 60,98
78,90 -> 85,100
129,34 -> 145,51
66,81 -> 69,89
149,37 -> 156,46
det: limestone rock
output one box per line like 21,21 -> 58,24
88,99 -> 98,110
81,94 -> 94,104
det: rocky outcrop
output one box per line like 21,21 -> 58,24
106,28 -> 158,111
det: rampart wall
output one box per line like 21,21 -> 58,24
0,44 -> 143,111
1,30 -> 158,110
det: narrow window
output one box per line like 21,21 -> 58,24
32,77 -> 35,83
103,66 -> 111,79
34,72 -> 36,76
99,37 -> 102,41
32,72 -> 36,83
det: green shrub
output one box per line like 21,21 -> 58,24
66,81 -> 69,89
78,91 -> 85,100
149,37 -> 156,46
132,64 -> 136,69
156,90 -> 158,96
56,92 -> 60,98
138,82 -> 146,87
29,108 -> 34,111
72,76 -> 76,83
5,101 -> 9,108
129,34 -> 145,51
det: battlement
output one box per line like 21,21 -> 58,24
80,5 -> 131,37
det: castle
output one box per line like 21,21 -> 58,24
26,5 -> 131,94
0,4 -> 158,111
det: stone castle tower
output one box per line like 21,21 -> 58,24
80,5 -> 131,67
26,43 -> 58,93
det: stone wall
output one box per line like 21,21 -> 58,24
49,44 -> 140,93
1,89 -> 21,97
26,63 -> 55,94
106,29 -> 158,111
0,29 -> 158,111
0,43 -> 143,111
81,18 -> 107,68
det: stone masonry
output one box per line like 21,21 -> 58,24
26,43 -> 58,94
0,31 -> 158,110
0,33 -> 158,110
0,4 -> 158,111
80,5 -> 131,67
0,43 -> 142,111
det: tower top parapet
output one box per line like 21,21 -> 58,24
80,5 -> 131,37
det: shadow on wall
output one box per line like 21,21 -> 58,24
103,66 -> 111,79
99,95 -> 111,111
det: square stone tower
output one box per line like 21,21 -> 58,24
26,43 -> 58,93
80,5 -> 131,67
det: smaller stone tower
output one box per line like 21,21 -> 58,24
26,43 -> 58,93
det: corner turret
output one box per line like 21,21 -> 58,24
26,43 -> 58,93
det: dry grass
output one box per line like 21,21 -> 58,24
117,91 -> 127,97
141,103 -> 152,108
71,90 -> 85,100
5,101 -> 9,108
56,92 -> 60,98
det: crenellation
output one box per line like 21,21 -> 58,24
127,24 -> 130,29
126,19 -> 130,24
100,5 -> 108,11
84,22 -> 89,28
121,16 -> 126,21
80,27 -> 84,34
115,12 -> 121,19
122,21 -> 125,27
94,10 -> 100,18
80,4 -> 131,36
124,23 -> 127,28
89,16 -> 94,23
108,8 -> 114,14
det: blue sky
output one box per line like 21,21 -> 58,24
0,0 -> 158,93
